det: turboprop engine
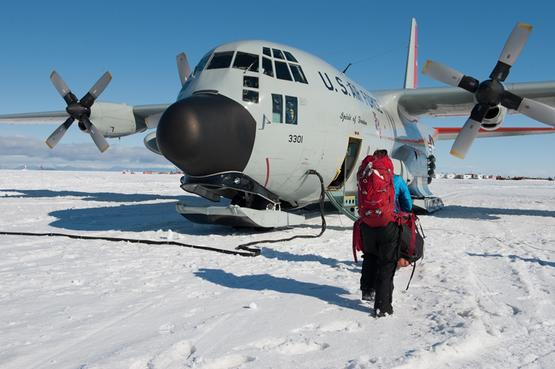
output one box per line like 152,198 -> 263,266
480,105 -> 507,130
88,102 -> 147,138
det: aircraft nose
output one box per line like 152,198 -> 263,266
156,94 -> 256,176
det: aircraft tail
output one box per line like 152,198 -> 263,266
403,18 -> 418,89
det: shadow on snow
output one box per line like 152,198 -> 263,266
467,252 -> 555,268
431,205 -> 555,220
194,268 -> 367,313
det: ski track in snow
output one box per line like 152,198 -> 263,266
0,170 -> 553,369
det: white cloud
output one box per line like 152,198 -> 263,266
0,135 -> 174,170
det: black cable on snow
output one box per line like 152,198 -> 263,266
0,170 -> 328,258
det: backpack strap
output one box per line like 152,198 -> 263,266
405,260 -> 417,290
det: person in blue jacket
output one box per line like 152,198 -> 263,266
393,174 -> 412,213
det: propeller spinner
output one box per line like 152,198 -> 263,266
46,71 -> 112,152
423,23 -> 555,159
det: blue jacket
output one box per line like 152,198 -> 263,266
394,175 -> 412,212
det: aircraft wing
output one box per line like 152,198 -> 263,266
0,104 -> 169,126
375,81 -> 555,118
434,126 -> 555,140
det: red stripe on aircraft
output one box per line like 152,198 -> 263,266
434,127 -> 555,134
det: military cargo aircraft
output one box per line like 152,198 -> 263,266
2,19 -> 554,228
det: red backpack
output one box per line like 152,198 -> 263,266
356,154 -> 395,228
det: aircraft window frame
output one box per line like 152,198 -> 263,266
243,89 -> 259,103
233,52 -> 260,72
283,51 -> 298,62
272,48 -> 285,60
272,94 -> 283,123
192,51 -> 213,77
243,76 -> 259,88
274,60 -> 293,81
285,96 -> 298,125
206,51 -> 234,69
289,64 -> 308,84
263,47 -> 271,57
262,57 -> 274,77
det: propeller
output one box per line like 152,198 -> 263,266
176,52 -> 191,86
423,22 -> 555,159
46,71 -> 112,152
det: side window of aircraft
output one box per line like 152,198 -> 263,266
289,64 -> 308,84
283,51 -> 298,62
233,52 -> 259,72
272,94 -> 283,123
192,51 -> 213,77
275,61 -> 293,81
263,47 -> 271,57
272,49 -> 285,60
262,57 -> 274,77
207,51 -> 234,69
243,90 -> 259,103
285,96 -> 298,124
243,76 -> 259,88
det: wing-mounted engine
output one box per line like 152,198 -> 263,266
481,105 -> 507,130
89,102 -> 147,138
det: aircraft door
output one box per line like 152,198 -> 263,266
327,136 -> 362,190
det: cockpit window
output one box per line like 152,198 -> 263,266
207,51 -> 234,69
275,61 -> 292,81
192,51 -> 213,77
272,49 -> 285,60
284,51 -> 298,62
289,64 -> 308,84
233,52 -> 259,72
263,47 -> 271,57
262,57 -> 274,77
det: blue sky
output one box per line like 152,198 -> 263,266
1,0 -> 554,176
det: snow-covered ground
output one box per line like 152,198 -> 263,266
0,170 -> 553,369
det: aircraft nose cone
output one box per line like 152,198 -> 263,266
156,94 -> 256,176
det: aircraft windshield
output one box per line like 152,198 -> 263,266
207,51 -> 235,69
192,50 -> 213,77
233,52 -> 259,72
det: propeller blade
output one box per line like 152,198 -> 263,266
80,72 -> 112,108
50,71 -> 77,105
450,118 -> 482,159
176,52 -> 191,85
422,60 -> 479,92
498,23 -> 532,67
45,117 -> 75,149
422,60 -> 463,87
490,23 -> 532,81
88,71 -> 112,99
517,98 -> 555,127
81,117 -> 109,152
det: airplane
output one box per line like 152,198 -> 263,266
1,19 -> 555,228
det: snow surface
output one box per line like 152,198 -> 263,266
0,170 -> 554,369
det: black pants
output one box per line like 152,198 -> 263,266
360,222 -> 399,312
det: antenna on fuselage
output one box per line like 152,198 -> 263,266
342,63 -> 352,74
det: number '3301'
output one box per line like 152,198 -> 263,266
288,134 -> 303,143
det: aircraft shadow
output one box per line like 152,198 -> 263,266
1,188 -> 180,203
431,205 -> 555,220
466,252 -> 555,268
194,268 -> 368,313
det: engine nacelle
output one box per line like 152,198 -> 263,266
480,105 -> 507,131
88,102 -> 147,138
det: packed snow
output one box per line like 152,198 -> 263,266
0,170 -> 553,369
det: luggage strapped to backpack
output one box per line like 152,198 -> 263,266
396,212 -> 425,290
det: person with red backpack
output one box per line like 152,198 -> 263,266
354,149 -> 402,317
